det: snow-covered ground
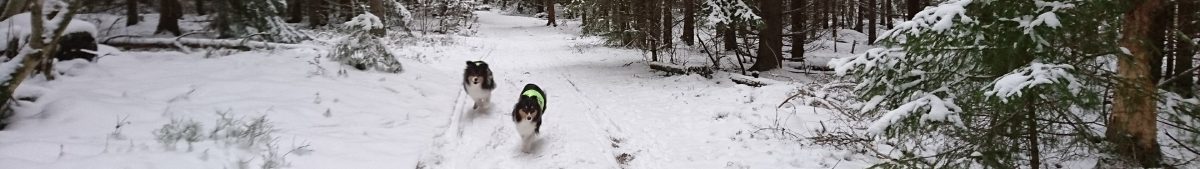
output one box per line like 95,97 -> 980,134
0,11 -> 871,169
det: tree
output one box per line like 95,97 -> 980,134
867,0 -> 876,44
127,0 -> 138,26
750,0 -> 782,71
156,0 -> 182,36
1168,0 -> 1197,97
195,0 -> 206,15
905,0 -> 918,19
681,0 -> 695,45
1,0 -> 29,19
662,0 -> 673,46
854,0 -> 863,32
831,0 -> 1132,167
790,0 -> 805,61
211,0 -> 309,43
287,0 -> 303,23
545,0 -> 557,26
308,0 -> 328,27
369,0 -> 386,36
1108,0 -> 1165,167
723,22 -> 736,51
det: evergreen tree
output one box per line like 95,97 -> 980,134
829,0 -> 1154,167
211,0 -> 309,43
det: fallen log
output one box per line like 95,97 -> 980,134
101,36 -> 319,50
729,73 -> 778,87
648,61 -> 713,78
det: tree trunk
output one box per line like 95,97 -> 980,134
156,0 -> 182,36
681,0 -> 695,46
308,0 -> 327,27
286,0 -> 303,23
905,0 -> 918,19
1,0 -> 30,20
854,0 -> 863,32
340,0 -> 353,22
662,0 -> 673,47
369,0 -> 386,36
791,0 -> 805,61
1172,0 -> 1197,97
545,0 -> 557,27
751,0 -> 783,71
126,0 -> 139,26
883,0 -> 891,28
868,0 -> 877,44
194,0 -> 206,15
1108,0 -> 1165,167
723,22 -> 737,51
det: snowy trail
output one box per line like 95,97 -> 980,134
0,11 -> 870,169
417,11 -> 872,169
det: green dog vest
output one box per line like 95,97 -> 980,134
522,89 -> 545,110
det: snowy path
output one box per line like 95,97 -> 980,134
416,12 -> 872,168
0,11 -> 870,169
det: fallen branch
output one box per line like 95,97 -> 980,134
648,61 -> 713,78
102,37 -> 320,50
730,73 -> 779,87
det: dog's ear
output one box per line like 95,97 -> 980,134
479,62 -> 488,68
466,61 -> 474,67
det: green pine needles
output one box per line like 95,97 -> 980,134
829,0 -> 1159,168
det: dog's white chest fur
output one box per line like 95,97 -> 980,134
516,119 -> 538,140
465,83 -> 491,100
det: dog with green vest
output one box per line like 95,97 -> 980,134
513,83 -> 546,153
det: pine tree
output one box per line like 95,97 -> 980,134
830,0 -> 1136,167
791,0 -> 805,61
681,0 -> 695,45
750,0 -> 782,71
211,0 -> 309,43
1108,0 -> 1165,167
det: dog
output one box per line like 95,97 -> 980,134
463,61 -> 496,110
512,84 -> 546,152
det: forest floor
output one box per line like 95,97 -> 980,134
0,11 -> 875,168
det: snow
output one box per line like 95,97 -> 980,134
984,62 -> 1078,102
879,0 -> 973,38
865,91 -> 962,135
345,13 -> 385,30
0,12 -> 98,51
0,11 -> 871,169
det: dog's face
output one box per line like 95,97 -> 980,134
515,97 -> 540,121
465,61 -> 490,85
